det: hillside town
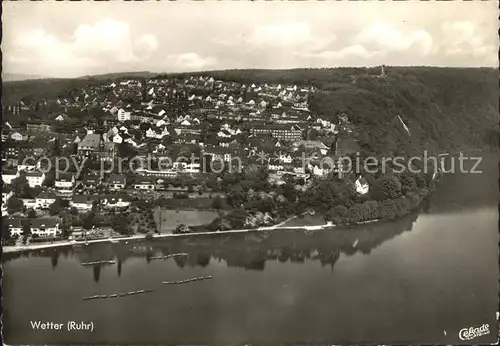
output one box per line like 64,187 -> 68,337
1,74 -> 376,246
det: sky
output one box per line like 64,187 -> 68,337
2,1 -> 498,78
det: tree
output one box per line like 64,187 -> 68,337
61,220 -> 71,238
49,199 -> 64,216
1,221 -> 12,241
27,208 -> 37,219
82,211 -> 95,231
22,220 -> 32,241
326,205 -> 349,224
114,214 -> 131,235
43,170 -> 56,187
372,175 -> 402,200
174,224 -> 190,234
11,174 -> 31,198
7,197 -> 25,215
212,195 -> 223,209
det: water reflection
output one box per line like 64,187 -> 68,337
3,210 -> 418,280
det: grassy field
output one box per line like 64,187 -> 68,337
153,208 -> 219,234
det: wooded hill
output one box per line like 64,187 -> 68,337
3,67 -> 497,156
177,67 -> 498,156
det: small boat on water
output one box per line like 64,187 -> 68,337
150,253 -> 188,260
162,276 -> 213,285
353,239 -> 359,248
83,288 -> 154,301
81,260 -> 116,266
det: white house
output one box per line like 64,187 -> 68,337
71,195 -> 96,211
6,218 -> 23,236
146,128 -> 161,139
30,217 -> 61,237
112,133 -> 123,143
117,108 -> 131,121
35,193 -> 57,209
2,191 -> 14,216
17,160 -> 37,172
55,114 -> 67,121
173,162 -> 200,173
355,176 -> 370,195
106,174 -> 126,190
11,132 -> 25,141
103,197 -> 130,209
2,170 -> 19,184
134,179 -> 156,190
278,153 -> 293,164
21,198 -> 37,209
156,119 -> 167,127
55,173 -> 75,190
25,172 -> 46,188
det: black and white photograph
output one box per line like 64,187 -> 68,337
1,1 -> 498,344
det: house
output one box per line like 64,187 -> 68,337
134,178 -> 156,190
21,198 -> 37,209
30,217 -> 61,237
26,121 -> 51,132
25,172 -> 45,188
2,190 -> 14,203
106,174 -> 126,190
82,173 -> 101,189
355,176 -> 370,195
100,142 -> 116,161
2,170 -> 20,184
117,108 -> 132,121
136,168 -> 178,179
71,195 -> 98,211
277,153 -> 293,164
309,163 -> 332,177
251,124 -> 303,142
173,162 -> 201,173
204,146 -> 233,162
55,173 -> 75,190
112,133 -> 123,143
5,218 -> 23,236
77,133 -> 101,156
35,192 -> 57,209
10,132 -> 25,141
55,114 -> 68,121
293,140 -> 329,155
101,195 -> 131,209
17,157 -> 37,172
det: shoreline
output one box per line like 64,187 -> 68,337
2,217 -> 383,254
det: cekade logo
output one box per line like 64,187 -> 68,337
458,324 -> 490,341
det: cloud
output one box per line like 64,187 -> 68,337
441,21 -> 495,58
168,53 -> 217,70
357,22 -> 434,56
249,22 -> 333,51
5,19 -> 159,76
304,44 -> 376,61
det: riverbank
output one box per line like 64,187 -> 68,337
2,216 -> 385,254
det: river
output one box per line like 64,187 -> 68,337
2,153 -> 498,344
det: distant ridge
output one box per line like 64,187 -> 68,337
2,73 -> 50,82
77,71 -> 158,80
